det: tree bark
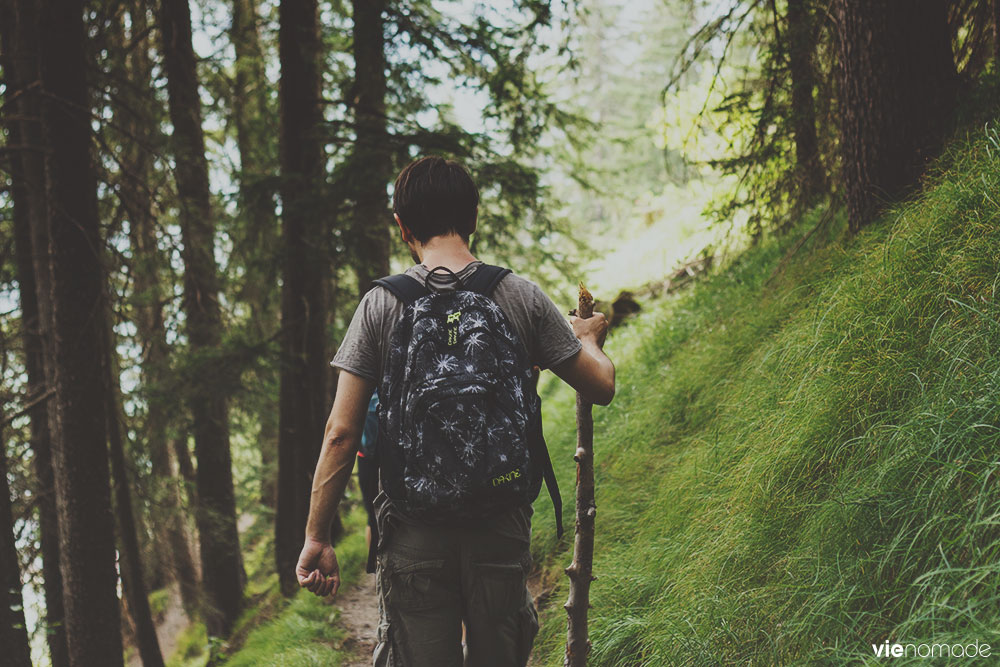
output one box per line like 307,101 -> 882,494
231,0 -> 281,510
36,0 -> 125,663
565,285 -> 596,667
995,0 -> 1000,66
786,0 -> 824,204
159,0 -> 244,636
1,0 -> 70,663
276,0 -> 331,597
173,436 -> 198,490
835,0 -> 957,232
0,438 -> 32,667
351,0 -> 392,297
106,350 -> 166,667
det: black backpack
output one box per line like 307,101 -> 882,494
371,263 -> 562,534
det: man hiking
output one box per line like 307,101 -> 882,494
295,156 -> 615,666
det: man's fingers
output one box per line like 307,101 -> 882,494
311,573 -> 325,594
329,575 -> 341,598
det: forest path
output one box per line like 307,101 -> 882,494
335,572 -> 380,666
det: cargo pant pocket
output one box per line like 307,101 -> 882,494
470,558 -> 528,619
379,553 -> 464,666
386,558 -> 455,612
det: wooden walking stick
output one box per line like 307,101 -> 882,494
565,283 -> 596,666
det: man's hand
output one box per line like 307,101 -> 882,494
570,311 -> 609,348
553,311 -> 615,406
295,536 -> 341,598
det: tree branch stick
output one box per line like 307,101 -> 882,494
565,283 -> 596,666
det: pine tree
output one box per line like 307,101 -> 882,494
350,0 -> 392,297
1,0 -> 69,661
835,0 -> 958,231
116,0 -> 201,614
786,0 -> 824,203
231,0 -> 281,510
36,0 -> 125,662
0,438 -> 31,667
275,0 -> 331,597
159,0 -> 244,636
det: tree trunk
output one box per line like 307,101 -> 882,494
106,351 -> 166,667
995,0 -> 1000,66
159,0 -> 244,636
565,285 -> 596,667
173,436 -> 198,490
276,0 -> 331,597
117,0 -> 201,615
231,0 -> 281,510
786,0 -> 824,204
1,1 -> 70,663
835,0 -> 957,232
36,0 -> 125,663
0,439 -> 32,667
170,436 -> 202,580
351,0 -> 392,297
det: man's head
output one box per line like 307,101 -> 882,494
392,156 -> 479,248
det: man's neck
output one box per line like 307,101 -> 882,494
416,234 -> 477,273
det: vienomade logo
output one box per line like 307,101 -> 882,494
870,640 -> 992,660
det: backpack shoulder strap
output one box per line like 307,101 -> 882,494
371,274 -> 428,306
463,264 -> 511,297
529,415 -> 564,539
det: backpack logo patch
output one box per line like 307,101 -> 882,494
492,468 -> 522,487
446,310 -> 461,346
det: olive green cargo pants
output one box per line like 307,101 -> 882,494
372,493 -> 539,666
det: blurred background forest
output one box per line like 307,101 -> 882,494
2,0 -> 1000,665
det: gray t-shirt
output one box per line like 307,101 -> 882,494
331,260 -> 582,383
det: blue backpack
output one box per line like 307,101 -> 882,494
371,264 -> 562,534
360,392 -> 379,459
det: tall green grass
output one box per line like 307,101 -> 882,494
529,123 -> 1000,665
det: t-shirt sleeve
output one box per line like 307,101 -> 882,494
532,285 -> 583,370
330,289 -> 383,382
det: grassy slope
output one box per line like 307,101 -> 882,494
528,123 -> 1000,665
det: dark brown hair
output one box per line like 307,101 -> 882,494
392,156 -> 479,243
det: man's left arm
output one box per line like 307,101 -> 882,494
296,370 -> 376,597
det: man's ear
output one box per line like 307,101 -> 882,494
394,213 -> 412,243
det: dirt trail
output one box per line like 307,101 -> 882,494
336,572 -> 380,666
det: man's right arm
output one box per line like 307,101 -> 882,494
550,313 -> 615,406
